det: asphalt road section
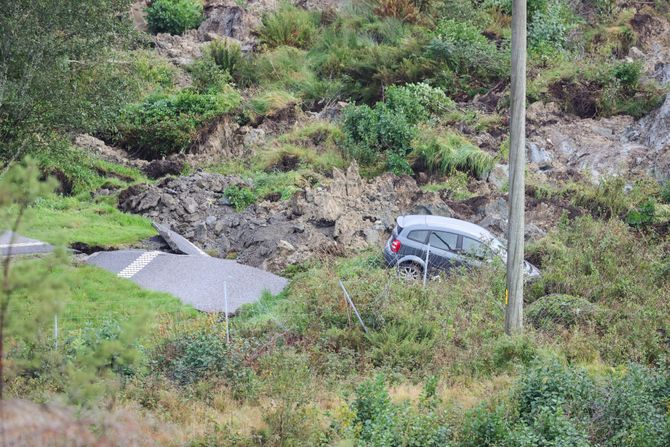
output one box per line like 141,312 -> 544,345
85,250 -> 288,313
0,231 -> 53,257
153,222 -> 209,256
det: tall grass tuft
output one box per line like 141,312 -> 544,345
259,4 -> 319,49
411,128 -> 495,178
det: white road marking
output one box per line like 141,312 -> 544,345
0,242 -> 46,248
118,251 -> 161,279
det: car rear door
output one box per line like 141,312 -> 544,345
426,231 -> 461,271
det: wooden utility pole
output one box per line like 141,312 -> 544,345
505,0 -> 527,335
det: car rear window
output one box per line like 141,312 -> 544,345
407,230 -> 429,243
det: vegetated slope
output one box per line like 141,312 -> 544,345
2,0 -> 670,445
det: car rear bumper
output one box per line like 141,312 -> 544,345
383,240 -> 397,267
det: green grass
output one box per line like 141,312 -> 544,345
411,128 -> 496,178
11,259 -> 199,337
20,195 -> 156,248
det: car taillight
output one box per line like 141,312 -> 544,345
391,239 -> 401,253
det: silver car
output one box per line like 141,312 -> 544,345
383,215 -> 540,280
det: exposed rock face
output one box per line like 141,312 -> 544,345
74,134 -> 148,170
636,94 -> 670,181
153,31 -> 203,66
525,101 -> 669,182
119,164 -> 571,273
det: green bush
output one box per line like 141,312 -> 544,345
428,19 -> 508,87
491,335 -> 538,370
207,38 -> 243,77
366,318 -> 436,371
661,181 -> 670,204
188,56 -> 232,92
259,4 -> 318,49
385,82 -> 454,124
223,185 -> 256,211
152,331 -> 251,388
117,87 -> 241,159
526,294 -> 601,330
349,375 -> 450,446
411,129 -> 495,178
612,61 -> 642,88
341,102 -> 416,170
146,0 -> 204,35
528,0 -> 575,50
625,198 -> 656,228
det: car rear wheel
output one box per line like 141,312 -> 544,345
397,262 -> 422,281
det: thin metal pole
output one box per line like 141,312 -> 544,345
339,280 -> 368,333
224,282 -> 230,344
505,0 -> 527,335
53,314 -> 58,350
423,243 -> 431,288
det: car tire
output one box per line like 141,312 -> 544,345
397,262 -> 422,281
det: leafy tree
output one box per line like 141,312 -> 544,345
0,0 -> 135,165
0,158 -> 59,399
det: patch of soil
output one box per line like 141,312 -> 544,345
548,79 -> 599,118
143,158 -> 186,179
268,153 -> 300,172
70,242 -> 111,254
44,169 -> 73,195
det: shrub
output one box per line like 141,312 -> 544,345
207,38 -> 243,77
152,331 -> 252,389
516,359 -> 596,419
223,185 -> 256,211
491,335 -> 538,370
411,129 -> 495,178
385,82 -> 454,124
188,56 -> 232,92
366,318 -> 436,371
428,19 -> 508,86
526,294 -> 601,330
350,375 -> 449,446
661,181 -> 670,204
625,198 -> 656,228
341,103 -> 416,170
612,60 -> 642,89
117,87 -> 240,159
528,0 -> 575,50
259,5 -> 318,49
146,0 -> 204,35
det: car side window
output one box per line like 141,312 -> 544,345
407,230 -> 429,243
429,231 -> 458,251
461,237 -> 491,259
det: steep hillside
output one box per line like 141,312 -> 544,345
1,0 -> 670,445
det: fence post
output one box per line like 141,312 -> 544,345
423,243 -> 431,288
224,282 -> 230,344
53,314 -> 58,350
339,280 -> 368,333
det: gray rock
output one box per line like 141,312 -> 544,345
205,215 -> 217,226
488,164 -> 509,191
527,142 -> 553,167
183,197 -> 199,214
243,128 -> 266,148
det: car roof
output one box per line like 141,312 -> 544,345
397,215 -> 498,242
